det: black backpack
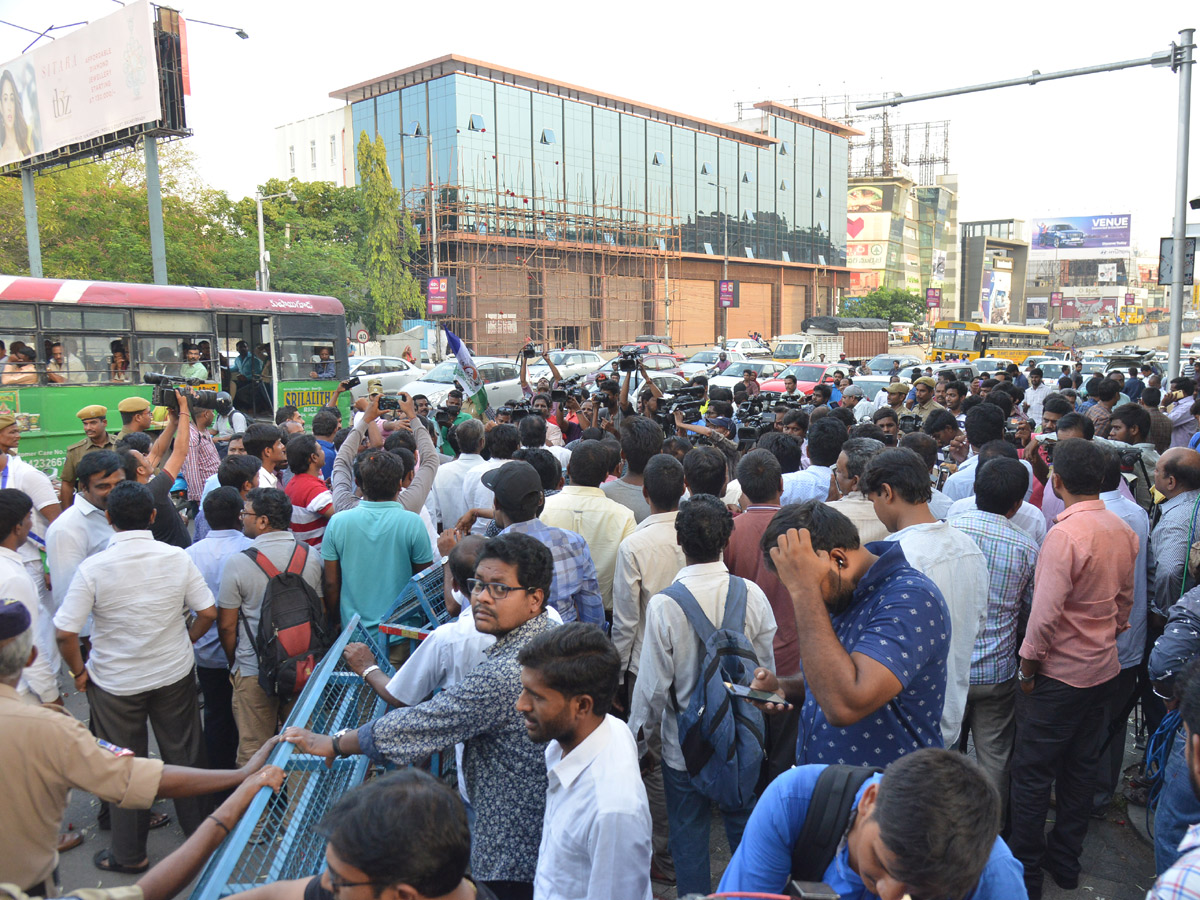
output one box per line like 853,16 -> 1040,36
790,764 -> 883,882
238,544 -> 332,697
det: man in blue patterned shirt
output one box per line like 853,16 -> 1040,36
949,457 -> 1040,818
283,532 -> 560,900
1149,660 -> 1200,899
751,500 -> 950,768
485,461 -> 604,625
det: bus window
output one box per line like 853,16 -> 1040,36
275,340 -> 341,381
41,334 -> 131,385
0,304 -> 37,386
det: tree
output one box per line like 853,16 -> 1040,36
840,287 -> 926,324
357,131 -> 422,335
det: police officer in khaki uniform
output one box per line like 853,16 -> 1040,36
58,405 -> 117,508
910,376 -> 946,423
0,601 -> 279,891
114,397 -> 153,445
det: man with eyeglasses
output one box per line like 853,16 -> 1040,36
284,532 -> 561,900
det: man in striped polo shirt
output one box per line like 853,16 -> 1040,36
283,434 -> 333,549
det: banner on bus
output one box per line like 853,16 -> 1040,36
0,1 -> 161,170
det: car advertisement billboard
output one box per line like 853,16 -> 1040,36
0,1 -> 161,170
1030,214 -> 1131,261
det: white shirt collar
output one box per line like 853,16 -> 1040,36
676,560 -> 729,578
108,530 -> 154,544
547,715 -> 614,790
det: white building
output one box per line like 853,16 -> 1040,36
275,107 -> 355,186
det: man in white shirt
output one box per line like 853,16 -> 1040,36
429,418 -> 486,530
1022,367 -> 1053,424
185,486 -> 252,771
944,405 -> 1035,503
629,494 -> 777,897
947,492 -> 1047,543
827,437 -> 888,543
1,416 -> 62,689
611,453 -> 686,883
462,424 -> 520,535
542,440 -> 636,611
243,423 -> 286,490
781,418 -> 844,505
519,622 -> 653,900
54,480 -> 216,873
861,447 -> 990,748
0,489 -> 60,702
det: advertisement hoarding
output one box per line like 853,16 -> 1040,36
846,241 -> 887,269
426,276 -> 455,316
981,270 -> 1012,325
1026,299 -> 1048,323
1030,214 -> 1132,261
0,0 -> 161,170
718,280 -> 739,308
926,288 -> 942,309
845,212 -> 890,243
931,249 -> 947,283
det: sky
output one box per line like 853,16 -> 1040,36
3,0 -> 1198,256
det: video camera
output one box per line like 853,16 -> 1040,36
521,342 -> 542,360
735,393 -> 788,448
497,399 -> 534,422
616,346 -> 648,373
550,374 -> 586,405
143,373 -> 232,415
652,385 -> 705,436
897,413 -> 922,435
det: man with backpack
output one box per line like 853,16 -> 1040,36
216,488 -> 327,765
718,749 -> 1026,899
627,493 -> 777,897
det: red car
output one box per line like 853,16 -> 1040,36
760,362 -> 851,395
619,341 -> 686,362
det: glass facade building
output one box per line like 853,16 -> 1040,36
338,59 -> 851,267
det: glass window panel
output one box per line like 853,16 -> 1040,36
495,83 -> 532,237
620,115 -> 646,235
134,311 -> 212,333
562,100 -> 594,238
43,308 -> 129,330
594,108 -> 621,231
275,339 -> 340,381
42,333 -> 134,384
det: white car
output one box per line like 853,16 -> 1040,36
346,356 -> 424,400
974,357 -> 1013,375
708,359 -> 790,391
526,350 -> 608,382
400,357 -> 526,409
680,349 -> 749,378
721,338 -> 772,359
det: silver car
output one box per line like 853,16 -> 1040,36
399,357 -> 526,408
526,350 -> 608,382
346,356 -> 424,400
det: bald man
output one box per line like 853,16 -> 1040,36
1151,448 -> 1200,613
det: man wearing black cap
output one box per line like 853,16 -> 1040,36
0,599 -> 279,893
483,460 -> 603,625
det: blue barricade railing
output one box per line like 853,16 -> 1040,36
378,558 -> 451,640
189,614 -> 393,900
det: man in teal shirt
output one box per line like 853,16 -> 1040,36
321,447 -> 434,656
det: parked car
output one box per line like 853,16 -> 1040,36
1036,223 -> 1086,248
974,357 -> 1016,375
587,368 -> 686,398
526,350 -> 608,382
721,338 -> 772,358
399,357 -> 525,408
930,362 -> 978,384
709,359 -> 790,391
852,375 -> 896,403
679,349 -> 749,378
760,362 -> 848,395
865,353 -> 923,374
1022,355 -> 1069,375
346,356 -> 424,400
619,340 -> 684,361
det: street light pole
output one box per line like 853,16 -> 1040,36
1168,28 -> 1193,379
255,189 -> 297,292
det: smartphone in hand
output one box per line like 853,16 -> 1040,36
725,681 -> 790,706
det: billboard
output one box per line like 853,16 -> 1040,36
1030,214 -> 1131,261
426,276 -> 455,316
926,288 -> 942,309
0,1 -> 162,170
981,270 -> 1012,325
1026,299 -> 1048,323
847,241 -> 887,269
847,186 -> 884,213
846,212 -> 890,243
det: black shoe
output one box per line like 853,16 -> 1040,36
1044,865 -> 1079,890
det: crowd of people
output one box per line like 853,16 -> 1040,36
4,349 -> 1200,900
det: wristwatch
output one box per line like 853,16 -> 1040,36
1018,671 -> 1036,684
331,728 -> 353,758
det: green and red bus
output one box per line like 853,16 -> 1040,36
0,276 -> 351,478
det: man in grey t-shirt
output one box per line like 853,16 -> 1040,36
600,415 -> 663,524
217,488 -> 323,765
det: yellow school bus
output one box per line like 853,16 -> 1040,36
930,321 -> 1052,364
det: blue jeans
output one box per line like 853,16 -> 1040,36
1156,730 -> 1200,873
661,763 -> 754,896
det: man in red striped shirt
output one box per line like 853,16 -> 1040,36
284,435 -> 333,549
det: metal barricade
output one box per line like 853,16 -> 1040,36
189,614 -> 393,900
378,558 -> 451,642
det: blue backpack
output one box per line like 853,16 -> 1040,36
662,576 -> 765,809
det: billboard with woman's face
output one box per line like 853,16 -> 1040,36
0,0 -> 160,170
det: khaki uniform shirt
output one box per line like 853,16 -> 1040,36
912,399 -> 945,421
59,435 -> 117,488
2,886 -> 143,900
0,684 -> 162,890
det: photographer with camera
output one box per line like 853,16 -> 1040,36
718,748 -> 1023,900
518,344 -> 562,398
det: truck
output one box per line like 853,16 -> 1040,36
772,317 -> 890,363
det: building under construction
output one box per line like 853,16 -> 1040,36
330,56 -> 858,354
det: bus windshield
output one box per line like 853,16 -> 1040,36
933,329 -> 980,353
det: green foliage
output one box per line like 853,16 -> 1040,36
840,287 -> 926,324
0,137 -> 424,339
357,131 -> 423,334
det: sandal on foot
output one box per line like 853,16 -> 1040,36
57,832 -> 84,852
93,849 -> 149,874
149,812 -> 170,830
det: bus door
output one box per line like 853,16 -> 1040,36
217,314 -> 272,417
